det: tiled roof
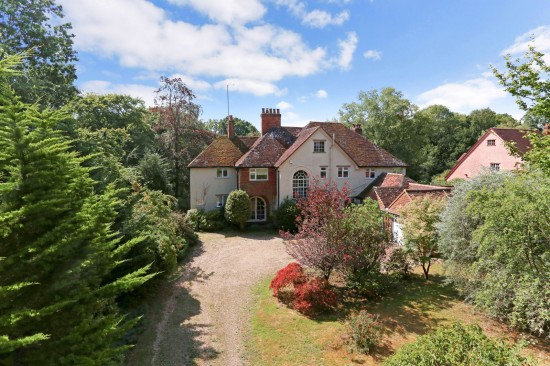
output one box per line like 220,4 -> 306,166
356,173 -> 415,200
306,122 -> 408,167
492,128 -> 533,154
188,136 -> 250,168
238,136 -> 259,148
372,186 -> 405,209
235,128 -> 292,167
388,189 -> 451,215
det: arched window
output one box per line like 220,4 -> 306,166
292,170 -> 309,198
249,197 -> 266,221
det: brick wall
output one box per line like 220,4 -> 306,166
238,167 -> 278,219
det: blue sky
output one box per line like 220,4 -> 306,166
59,0 -> 550,129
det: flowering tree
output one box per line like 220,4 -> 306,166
281,180 -> 351,280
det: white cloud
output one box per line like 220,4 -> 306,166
302,10 -> 349,28
277,101 -> 293,110
275,0 -> 350,28
169,74 -> 212,91
167,0 -> 265,25
363,49 -> 382,61
315,89 -> 328,98
337,32 -> 358,70
80,80 -> 157,106
501,25 -> 550,55
214,78 -> 286,96
416,77 -> 507,113
60,0 -> 333,97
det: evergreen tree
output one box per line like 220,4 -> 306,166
0,57 -> 154,364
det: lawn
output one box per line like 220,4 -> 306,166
247,264 -> 550,365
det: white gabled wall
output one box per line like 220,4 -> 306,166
277,129 -> 405,204
189,167 -> 238,211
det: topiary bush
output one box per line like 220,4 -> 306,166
269,262 -> 306,304
275,197 -> 300,233
293,277 -> 337,316
348,310 -> 383,354
383,322 -> 534,366
224,190 -> 250,229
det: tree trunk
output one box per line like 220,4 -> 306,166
422,260 -> 431,280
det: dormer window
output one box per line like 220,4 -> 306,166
487,139 -> 496,146
313,140 -> 325,153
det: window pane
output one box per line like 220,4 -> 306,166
292,170 -> 309,198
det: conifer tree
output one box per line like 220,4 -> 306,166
0,55 -> 154,364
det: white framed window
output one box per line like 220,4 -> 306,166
216,194 -> 228,207
249,197 -> 266,221
313,140 -> 325,153
487,139 -> 496,146
337,166 -> 349,178
320,166 -> 327,179
366,168 -> 376,179
292,170 -> 309,198
249,168 -> 268,181
490,163 -> 500,171
216,168 -> 228,178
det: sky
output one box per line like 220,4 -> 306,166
59,0 -> 550,129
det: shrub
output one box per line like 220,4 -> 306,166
275,198 -> 300,233
224,190 -> 250,229
382,246 -> 411,279
186,208 -> 204,231
348,310 -> 383,354
172,211 -> 199,247
270,263 -> 306,304
383,323 -> 534,366
201,209 -> 226,232
293,278 -> 337,316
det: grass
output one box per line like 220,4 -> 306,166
247,263 -> 550,365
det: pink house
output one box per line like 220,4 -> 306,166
446,128 -> 533,181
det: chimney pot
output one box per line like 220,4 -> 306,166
353,124 -> 363,135
261,107 -> 282,135
262,108 -> 265,113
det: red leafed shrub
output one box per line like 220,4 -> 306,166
293,278 -> 337,316
269,263 -> 306,302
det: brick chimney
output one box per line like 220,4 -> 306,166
353,124 -> 363,135
544,123 -> 550,136
261,108 -> 281,135
227,115 -> 234,138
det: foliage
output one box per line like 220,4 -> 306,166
275,197 -> 300,233
281,180 -> 351,280
338,88 -> 517,182
122,187 -> 187,274
224,190 -> 250,230
203,116 -> 259,136
0,0 -> 78,107
382,246 -> 412,279
0,85 -> 153,363
152,77 -> 214,209
347,310 -> 383,354
269,263 -> 306,303
201,209 -> 227,231
383,323 -> 533,366
186,208 -> 205,231
137,151 -> 174,194
293,278 -> 337,316
340,200 -> 390,276
519,132 -> 550,176
438,172 -> 549,337
400,195 -> 446,279
345,271 -> 400,298
492,45 -> 550,119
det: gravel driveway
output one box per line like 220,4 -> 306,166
128,230 -> 291,366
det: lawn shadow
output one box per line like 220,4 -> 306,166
214,227 -> 281,241
127,239 -> 220,366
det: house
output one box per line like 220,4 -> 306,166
445,127 -> 535,181
188,108 -> 407,222
358,173 -> 452,244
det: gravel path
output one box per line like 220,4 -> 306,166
128,230 -> 291,366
